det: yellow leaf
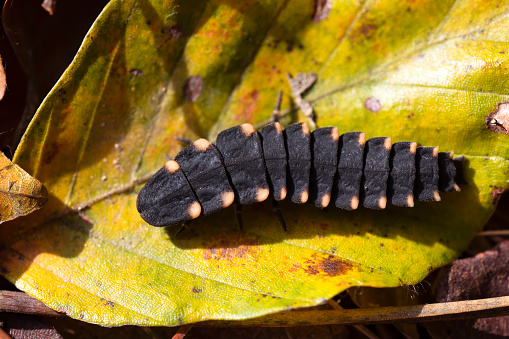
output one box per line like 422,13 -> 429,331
0,152 -> 48,223
0,0 -> 508,327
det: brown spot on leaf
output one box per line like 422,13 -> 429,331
364,97 -> 382,113
302,253 -> 355,277
360,23 -> 377,38
202,234 -> 260,261
235,90 -> 259,123
129,69 -> 144,77
192,287 -> 202,293
485,102 -> 509,134
184,75 -> 204,102
313,0 -> 332,23
100,298 -> 115,307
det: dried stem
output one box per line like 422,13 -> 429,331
2,291 -> 509,328
171,324 -> 193,339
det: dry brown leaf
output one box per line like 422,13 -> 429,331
438,240 -> 509,337
0,152 -> 48,223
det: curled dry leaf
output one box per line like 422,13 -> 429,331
0,56 -> 5,101
438,240 -> 509,337
485,103 -> 509,135
0,152 -> 48,223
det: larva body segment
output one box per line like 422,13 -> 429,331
259,122 -> 287,201
136,122 -> 462,228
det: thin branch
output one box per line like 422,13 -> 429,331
171,324 -> 193,339
327,299 -> 379,339
476,230 -> 509,236
197,296 -> 509,327
2,291 -> 509,327
0,291 -> 62,317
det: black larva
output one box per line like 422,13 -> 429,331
136,122 -> 463,230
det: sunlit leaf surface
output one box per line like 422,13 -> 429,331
0,0 -> 508,326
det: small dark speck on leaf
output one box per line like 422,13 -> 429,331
485,102 -> 509,135
168,24 -> 183,39
57,89 -> 66,97
364,97 -> 382,113
313,0 -> 332,23
129,69 -> 144,77
192,287 -> 202,293
303,254 -> 354,277
178,318 -> 183,325
184,75 -> 204,102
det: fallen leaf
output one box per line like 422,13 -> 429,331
0,152 -> 48,223
437,240 -> 509,337
0,313 -> 63,339
0,0 -> 508,327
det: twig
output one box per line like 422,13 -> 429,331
171,324 -> 193,339
197,296 -> 509,327
2,291 -> 509,327
327,299 -> 379,339
476,230 -> 509,236
0,291 -> 62,317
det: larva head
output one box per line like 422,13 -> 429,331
136,160 -> 201,227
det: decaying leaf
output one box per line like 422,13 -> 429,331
0,152 -> 48,223
438,240 -> 509,337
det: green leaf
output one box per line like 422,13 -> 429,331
1,0 -> 509,327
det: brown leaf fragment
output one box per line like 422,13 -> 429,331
0,313 -> 63,339
437,240 -> 509,337
490,186 -> 506,205
0,152 -> 48,223
286,72 -> 317,128
41,0 -> 57,15
313,0 -> 332,23
183,75 -> 203,102
485,102 -> 509,135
